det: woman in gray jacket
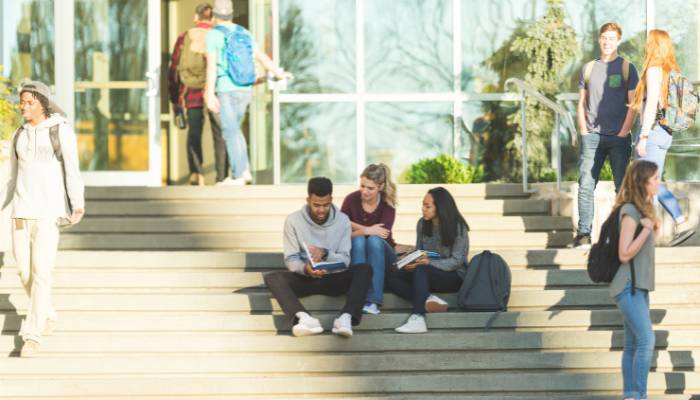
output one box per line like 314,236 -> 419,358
387,187 -> 469,333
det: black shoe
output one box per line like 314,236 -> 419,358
668,229 -> 696,247
569,234 -> 591,249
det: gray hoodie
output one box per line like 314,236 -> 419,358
283,204 -> 351,275
3,114 -> 85,219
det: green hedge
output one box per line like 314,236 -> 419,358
405,154 -> 485,184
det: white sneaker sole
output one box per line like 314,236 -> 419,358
425,300 -> 448,313
332,327 -> 353,337
292,325 -> 323,337
395,327 -> 427,334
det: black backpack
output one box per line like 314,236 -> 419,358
458,250 -> 511,330
587,206 -> 644,294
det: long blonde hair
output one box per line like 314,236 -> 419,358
361,163 -> 397,207
630,29 -> 680,110
613,160 -> 659,231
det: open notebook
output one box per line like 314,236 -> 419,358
302,242 -> 347,273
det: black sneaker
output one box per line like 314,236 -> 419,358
668,229 -> 696,247
569,234 -> 591,249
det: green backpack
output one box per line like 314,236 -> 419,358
657,70 -> 700,133
177,27 -> 208,89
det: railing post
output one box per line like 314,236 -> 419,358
554,113 -> 561,193
520,90 -> 529,193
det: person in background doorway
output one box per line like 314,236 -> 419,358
168,2 -> 228,185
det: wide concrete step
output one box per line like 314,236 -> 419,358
84,184 -> 532,200
74,215 -> 574,233
55,231 -> 574,250
7,247 -> 696,270
1,309 -> 698,333
3,351 -> 699,375
2,268 -> 699,291
2,372 -> 700,397
2,330 -> 700,354
3,289 -> 700,312
0,395 -> 693,400
82,198 -> 550,216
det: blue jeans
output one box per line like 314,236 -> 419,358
635,124 -> 683,222
387,265 -> 462,315
217,90 -> 252,178
577,133 -> 632,235
615,282 -> 654,400
351,235 -> 395,305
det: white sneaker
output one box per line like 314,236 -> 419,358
20,339 -> 40,357
425,294 -> 448,313
215,177 -> 246,186
362,302 -> 380,315
395,314 -> 427,334
292,312 -> 323,337
241,170 -> 253,184
331,313 -> 353,337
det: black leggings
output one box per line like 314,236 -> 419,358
387,265 -> 462,315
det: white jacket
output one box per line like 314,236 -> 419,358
3,114 -> 84,219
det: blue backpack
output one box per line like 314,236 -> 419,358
213,24 -> 256,87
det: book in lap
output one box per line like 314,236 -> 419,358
396,250 -> 427,269
302,242 -> 347,273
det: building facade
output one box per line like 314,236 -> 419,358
2,0 -> 699,185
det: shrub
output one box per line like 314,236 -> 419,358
405,154 -> 485,184
0,66 -> 18,142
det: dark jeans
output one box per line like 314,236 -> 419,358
577,133 -> 632,235
387,265 -> 462,315
187,107 -> 228,182
263,264 -> 372,326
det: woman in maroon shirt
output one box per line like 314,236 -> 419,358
341,164 -> 399,315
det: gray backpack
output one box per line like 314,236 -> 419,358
458,250 -> 511,330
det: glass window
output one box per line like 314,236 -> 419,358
280,102 -> 356,183
365,0 -> 453,93
1,0 -> 55,87
280,0 -> 355,93
74,0 -> 148,171
365,102 -> 453,180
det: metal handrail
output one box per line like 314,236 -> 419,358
505,77 -> 578,194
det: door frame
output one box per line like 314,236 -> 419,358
54,0 -> 162,186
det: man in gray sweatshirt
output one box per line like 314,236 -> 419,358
264,177 -> 371,337
3,81 -> 85,357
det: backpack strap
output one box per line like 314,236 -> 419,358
484,311 -> 502,333
629,223 -> 645,296
622,59 -> 630,94
583,60 -> 596,87
483,253 -> 503,332
11,126 -> 22,160
49,124 -> 73,214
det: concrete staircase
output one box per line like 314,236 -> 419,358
1,184 -> 699,399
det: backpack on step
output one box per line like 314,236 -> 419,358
458,250 -> 511,330
178,27 -> 208,89
213,24 -> 256,87
657,70 -> 700,133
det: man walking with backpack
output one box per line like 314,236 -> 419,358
168,2 -> 228,185
205,0 -> 292,185
571,22 -> 640,248
3,81 -> 85,357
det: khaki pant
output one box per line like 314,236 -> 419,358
12,219 -> 59,344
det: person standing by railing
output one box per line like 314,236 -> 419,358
629,29 -> 696,246
571,22 -> 639,248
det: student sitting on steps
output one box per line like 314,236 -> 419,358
387,187 -> 469,334
264,177 -> 372,337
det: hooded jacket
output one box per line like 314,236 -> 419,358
283,204 -> 351,275
3,114 -> 84,219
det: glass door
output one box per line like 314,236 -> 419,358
56,0 -> 161,186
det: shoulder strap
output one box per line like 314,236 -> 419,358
12,127 -> 22,160
49,124 -> 63,162
49,124 -> 73,214
583,61 -> 596,86
622,59 -> 630,93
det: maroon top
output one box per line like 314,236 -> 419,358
341,190 -> 396,247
